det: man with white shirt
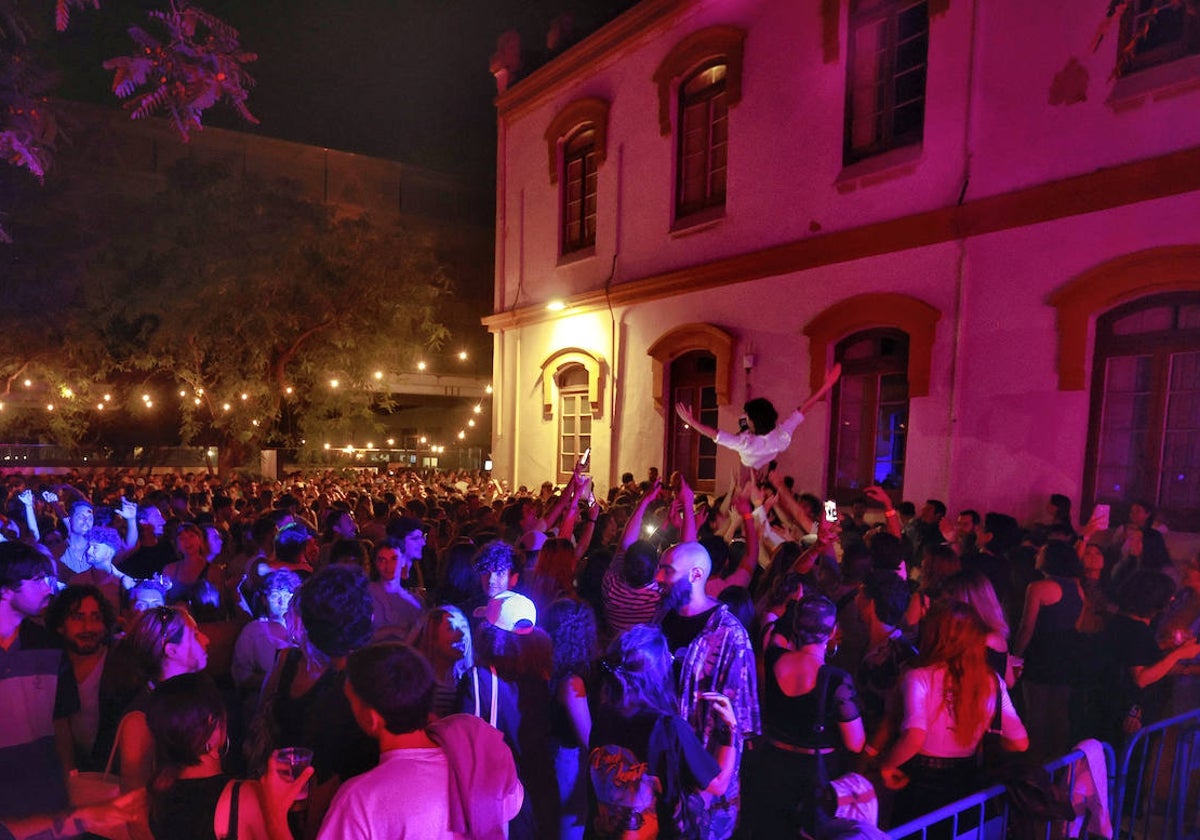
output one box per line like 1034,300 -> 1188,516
318,643 -> 523,839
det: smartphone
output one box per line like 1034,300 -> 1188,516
484,459 -> 493,471
580,447 -> 591,468
824,499 -> 838,523
1092,503 -> 1110,530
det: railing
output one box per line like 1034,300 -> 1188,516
1111,708 -> 1200,840
887,743 -> 1115,839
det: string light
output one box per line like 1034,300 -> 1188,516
285,386 -> 294,395
366,442 -> 375,449
194,398 -> 202,406
457,351 -> 468,361
457,430 -> 465,440
144,401 -> 153,408
96,403 -> 104,410
468,419 -> 475,427
251,419 -> 260,427
179,390 -> 187,397
373,371 -> 383,380
386,438 -> 395,446
473,404 -> 482,414
103,394 -> 111,402
60,387 -> 74,399
323,443 -> 331,450
329,379 -> 340,388
46,404 -> 54,411
141,393 -> 151,402
240,393 -> 249,401
23,379 -> 31,387
417,361 -> 426,371
485,384 -> 493,394
222,403 -> 231,411
419,436 -> 427,445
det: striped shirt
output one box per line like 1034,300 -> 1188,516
601,559 -> 662,637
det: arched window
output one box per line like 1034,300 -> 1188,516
557,364 -> 592,482
669,350 -> 719,492
828,329 -> 910,502
676,62 -> 728,219
1085,292 -> 1200,531
561,126 -> 598,254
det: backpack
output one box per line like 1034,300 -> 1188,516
589,742 -> 662,839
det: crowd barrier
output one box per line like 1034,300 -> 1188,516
1111,708 -> 1200,840
887,744 -> 1115,840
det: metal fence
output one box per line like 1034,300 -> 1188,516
1111,708 -> 1200,840
887,743 -> 1116,839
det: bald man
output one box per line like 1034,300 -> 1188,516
655,541 -> 759,840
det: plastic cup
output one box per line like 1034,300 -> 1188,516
273,747 -> 313,804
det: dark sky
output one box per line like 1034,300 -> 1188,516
44,0 -> 632,181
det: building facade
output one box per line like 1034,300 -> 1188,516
485,0 -> 1200,543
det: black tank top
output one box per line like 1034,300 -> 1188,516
150,776 -> 239,840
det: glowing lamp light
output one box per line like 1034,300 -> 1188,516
194,398 -> 202,406
240,393 -> 249,401
46,404 -> 54,411
417,361 -> 427,371
419,436 -> 427,445
196,388 -> 204,396
207,449 -> 216,457
103,394 -> 111,402
546,300 -> 566,312
457,430 -> 465,440
344,445 -> 354,454
142,393 -> 150,402
251,419 -> 260,427
468,419 -> 475,427
366,442 -> 375,449
473,404 -> 482,414
61,387 -> 74,399
373,371 -> 383,380
386,438 -> 395,446
485,384 -> 493,394
329,379 -> 340,388
222,403 -> 231,411
23,379 -> 31,387
179,390 -> 187,397
285,387 -> 294,395
645,524 -> 656,535
323,443 -> 331,450
145,401 -> 153,408
96,403 -> 104,410
457,351 -> 468,361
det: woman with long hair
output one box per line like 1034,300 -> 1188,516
938,569 -> 1012,685
589,624 -> 739,840
408,604 -> 473,718
742,595 -> 864,838
112,605 -> 211,792
147,672 -> 308,840
881,601 -> 1028,826
525,537 -> 579,614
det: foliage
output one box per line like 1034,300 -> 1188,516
0,158 -> 452,467
102,1 -> 257,139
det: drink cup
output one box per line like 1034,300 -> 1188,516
273,747 -> 313,805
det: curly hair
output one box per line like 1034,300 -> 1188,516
45,584 -> 118,644
542,598 -> 597,687
472,539 -> 521,576
299,564 -> 374,658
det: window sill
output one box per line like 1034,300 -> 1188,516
1108,53 -> 1200,111
557,245 -> 596,267
835,144 -> 924,193
670,204 -> 725,237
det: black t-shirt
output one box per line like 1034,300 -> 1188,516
661,606 -> 718,683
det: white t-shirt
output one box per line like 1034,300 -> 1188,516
317,746 -> 523,840
714,409 -> 805,469
900,664 -> 1027,758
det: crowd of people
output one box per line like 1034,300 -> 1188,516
0,461 -> 1195,839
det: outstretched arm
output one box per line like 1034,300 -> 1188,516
799,363 -> 842,415
675,402 -> 720,441
620,481 -> 662,552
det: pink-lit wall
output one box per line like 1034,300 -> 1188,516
490,0 -> 1200,544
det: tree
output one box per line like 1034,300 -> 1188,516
0,157 -> 452,470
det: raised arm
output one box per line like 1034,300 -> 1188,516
677,476 -> 697,543
864,485 -> 902,538
675,402 -> 720,441
620,481 -> 662,552
798,363 -> 842,416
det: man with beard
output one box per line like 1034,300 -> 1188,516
654,541 -> 759,840
0,542 -> 79,820
46,585 -> 118,770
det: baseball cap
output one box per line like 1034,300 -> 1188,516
485,590 -> 537,635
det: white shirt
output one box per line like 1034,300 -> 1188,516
714,410 -> 805,468
900,664 -> 1027,758
318,746 -> 523,840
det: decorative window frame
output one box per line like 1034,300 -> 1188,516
646,323 -> 735,409
1047,245 -> 1200,391
540,347 -> 605,415
803,293 -> 941,397
543,97 -> 610,185
652,26 -> 747,136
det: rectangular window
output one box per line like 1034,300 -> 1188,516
676,64 -> 728,219
1118,0 -> 1200,75
561,129 -> 597,254
844,0 -> 929,165
558,387 -> 592,483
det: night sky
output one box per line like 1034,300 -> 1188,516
43,0 -> 634,181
